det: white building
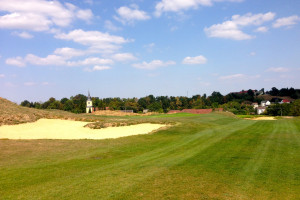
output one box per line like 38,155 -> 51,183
257,106 -> 266,115
86,91 -> 93,113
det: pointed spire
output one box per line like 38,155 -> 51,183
87,90 -> 91,101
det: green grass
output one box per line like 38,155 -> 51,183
0,113 -> 299,199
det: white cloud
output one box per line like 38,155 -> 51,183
132,60 -> 176,70
104,20 -> 121,31
67,57 -> 114,66
76,9 -> 93,22
249,52 -> 256,56
12,31 -> 33,39
154,0 -> 243,17
25,54 -> 66,66
219,73 -> 260,80
204,12 -> 275,40
273,15 -> 300,28
93,66 -> 111,71
0,74 -> 5,78
5,56 -> 26,67
115,5 -> 150,25
55,29 -> 129,53
266,67 -> 289,72
182,55 -> 207,65
24,82 -> 37,86
84,65 -> 111,72
255,26 -> 268,33
0,0 -> 93,31
54,47 -> 85,58
111,53 -> 137,62
6,48 -> 114,68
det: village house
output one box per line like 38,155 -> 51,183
257,106 -> 266,115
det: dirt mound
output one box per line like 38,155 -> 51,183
0,97 -> 83,126
0,97 -> 44,125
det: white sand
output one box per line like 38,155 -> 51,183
0,119 -> 166,140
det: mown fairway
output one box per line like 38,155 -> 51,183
0,113 -> 299,199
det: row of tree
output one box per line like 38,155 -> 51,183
20,87 -> 300,116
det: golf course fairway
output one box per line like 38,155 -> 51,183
0,113 -> 299,199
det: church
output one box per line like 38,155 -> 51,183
86,91 -> 94,113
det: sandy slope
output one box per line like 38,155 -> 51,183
0,119 -> 166,140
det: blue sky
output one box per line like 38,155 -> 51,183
0,0 -> 299,103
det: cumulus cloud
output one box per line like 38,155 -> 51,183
93,66 -> 111,71
266,67 -> 289,72
54,47 -> 86,58
67,57 -> 113,67
111,53 -> 137,62
0,74 -> 5,78
84,65 -> 111,72
219,73 -> 260,80
12,31 -> 34,39
25,54 -> 66,66
255,26 -> 268,32
5,56 -> 26,67
55,29 -> 129,53
0,0 -> 93,31
6,51 -> 113,68
132,60 -> 176,70
204,12 -> 275,40
154,0 -> 243,17
182,55 -> 207,65
115,5 -> 150,25
273,15 -> 300,28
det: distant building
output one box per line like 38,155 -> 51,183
143,109 -> 149,114
280,99 -> 291,104
252,103 -> 258,109
257,107 -> 266,115
86,91 -> 94,113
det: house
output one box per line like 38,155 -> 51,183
257,106 -> 266,115
252,102 -> 258,109
261,100 -> 270,107
280,99 -> 291,104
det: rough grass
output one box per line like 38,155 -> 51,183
0,109 -> 299,199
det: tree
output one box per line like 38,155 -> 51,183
20,100 -> 30,107
209,91 -> 224,105
268,87 -> 279,96
291,99 -> 300,116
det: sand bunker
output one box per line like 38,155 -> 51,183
0,119 -> 166,140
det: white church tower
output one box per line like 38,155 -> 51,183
86,91 -> 93,113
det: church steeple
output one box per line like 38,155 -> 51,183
87,90 -> 91,101
86,91 -> 93,113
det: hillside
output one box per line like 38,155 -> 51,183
0,97 -> 91,126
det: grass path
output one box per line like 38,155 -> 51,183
0,113 -> 299,199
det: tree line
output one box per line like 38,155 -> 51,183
20,87 -> 300,116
